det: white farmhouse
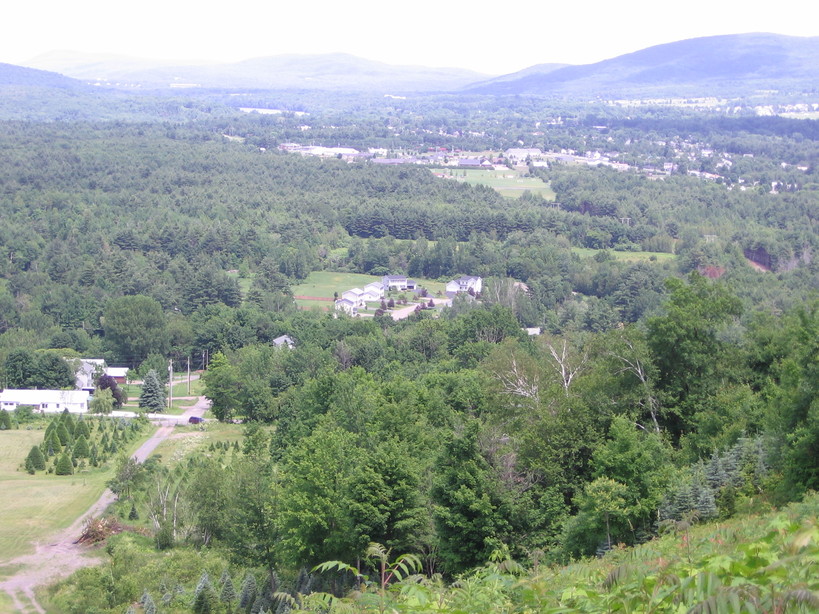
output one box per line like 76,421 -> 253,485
334,298 -> 358,316
446,276 -> 482,295
0,389 -> 91,414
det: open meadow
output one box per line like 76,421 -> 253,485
0,425 -> 151,566
437,168 -> 556,200
293,271 -> 448,311
572,247 -> 677,262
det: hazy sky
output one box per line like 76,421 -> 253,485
5,0 -> 819,75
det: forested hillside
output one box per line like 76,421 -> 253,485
0,94 -> 817,613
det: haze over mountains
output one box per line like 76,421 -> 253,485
6,32 -> 819,97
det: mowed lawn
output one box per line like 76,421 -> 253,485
572,247 -> 677,262
293,271 -> 449,310
0,428 -> 150,565
437,168 -> 556,200
292,271 -> 385,299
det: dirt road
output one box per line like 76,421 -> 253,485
0,396 -> 210,613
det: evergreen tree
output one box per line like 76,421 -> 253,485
0,408 -> 11,430
43,431 -> 60,457
220,572 -> 237,607
239,573 -> 257,611
60,409 -> 76,436
55,422 -> 72,447
27,445 -> 46,471
55,452 -> 74,475
75,416 -> 91,439
72,434 -> 90,459
139,369 -> 166,413
193,571 -> 215,614
142,591 -> 157,614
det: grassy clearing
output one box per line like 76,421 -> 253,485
437,168 -> 556,200
292,271 -> 385,299
148,422 -> 245,468
0,426 -> 152,562
572,247 -> 677,262
293,271 -> 449,311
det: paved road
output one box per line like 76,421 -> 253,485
0,396 -> 211,613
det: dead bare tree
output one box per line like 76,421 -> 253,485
542,337 -> 588,397
493,352 -> 540,404
608,337 -> 662,433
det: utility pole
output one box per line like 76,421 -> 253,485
187,356 -> 191,395
168,359 -> 173,411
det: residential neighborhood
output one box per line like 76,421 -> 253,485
334,275 -> 479,318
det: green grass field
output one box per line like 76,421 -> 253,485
148,422 -> 245,468
292,271 -> 449,311
572,247 -> 677,262
292,271 -> 386,299
0,426 -> 152,564
437,168 -> 556,200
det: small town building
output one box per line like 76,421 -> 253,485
446,276 -> 483,295
272,335 -> 295,349
0,389 -> 91,414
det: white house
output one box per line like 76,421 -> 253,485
0,389 -> 91,414
334,298 -> 358,316
105,367 -> 129,384
446,276 -> 482,295
342,288 -> 367,307
382,275 -> 417,291
272,335 -> 295,349
364,282 -> 385,298
75,358 -> 105,392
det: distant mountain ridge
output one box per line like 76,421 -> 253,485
23,51 -> 490,92
463,33 -> 819,96
9,33 -> 819,97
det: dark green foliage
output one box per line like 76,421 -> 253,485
72,434 -> 90,459
0,409 -> 11,430
431,422 -> 512,574
74,416 -> 91,439
96,374 -> 126,407
55,422 -> 72,447
239,573 -> 257,611
55,452 -> 74,476
193,571 -> 216,614
139,369 -> 166,413
219,571 -> 237,605
104,296 -> 167,366
26,445 -> 46,471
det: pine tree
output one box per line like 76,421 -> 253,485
139,369 -> 166,413
141,591 -> 157,614
194,571 -> 212,600
193,571 -> 215,614
72,434 -> 90,459
75,417 -> 91,439
55,422 -> 72,447
220,572 -> 237,606
55,452 -> 74,475
43,431 -> 59,457
27,445 -> 46,471
239,573 -> 257,610
60,409 -> 75,434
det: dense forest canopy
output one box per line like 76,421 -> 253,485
0,87 -> 818,613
